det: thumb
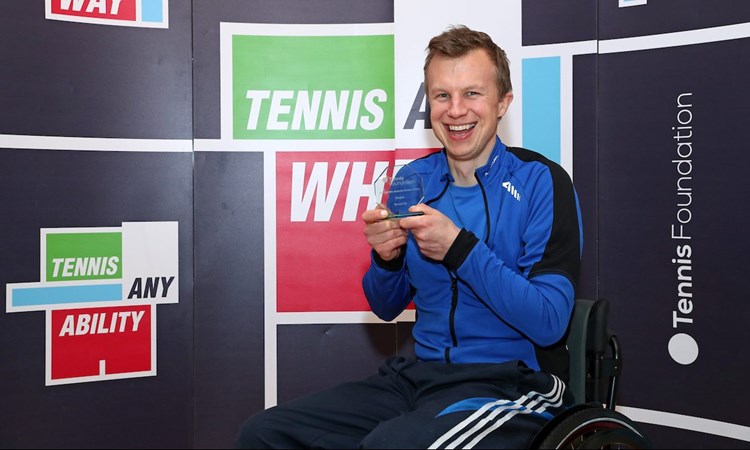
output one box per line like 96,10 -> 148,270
410,203 -> 434,215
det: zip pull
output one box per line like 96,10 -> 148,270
448,270 -> 458,300
448,270 -> 458,348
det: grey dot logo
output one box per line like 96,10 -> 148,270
668,333 -> 699,365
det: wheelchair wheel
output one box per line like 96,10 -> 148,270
531,404 -> 652,449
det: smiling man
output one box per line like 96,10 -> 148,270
235,25 -> 584,449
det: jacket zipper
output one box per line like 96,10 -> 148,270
431,167 -> 490,362
445,269 -> 459,362
474,172 -> 491,243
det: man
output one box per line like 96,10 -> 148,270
235,25 -> 582,449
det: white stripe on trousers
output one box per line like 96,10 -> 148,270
428,375 -> 565,449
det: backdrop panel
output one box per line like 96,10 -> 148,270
192,0 -> 395,140
2,1 -> 749,448
598,31 -> 750,449
193,151 -> 265,448
0,149 -> 194,448
191,1 -> 396,447
521,0 -> 597,46
599,0 -> 750,40
277,323 -> 408,405
0,1 -> 192,139
571,53 -> 598,301
0,0 -> 194,448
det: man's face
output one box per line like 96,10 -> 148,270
426,49 -> 513,166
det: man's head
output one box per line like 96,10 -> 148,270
423,25 -> 514,175
424,25 -> 512,99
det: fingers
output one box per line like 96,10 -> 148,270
369,229 -> 408,261
372,230 -> 408,260
397,206 -> 460,261
367,220 -> 407,245
361,206 -> 390,224
362,207 -> 408,261
398,204 -> 435,229
409,203 -> 434,215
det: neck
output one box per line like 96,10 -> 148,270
446,137 -> 497,186
449,160 -> 478,186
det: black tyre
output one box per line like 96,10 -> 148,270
531,406 -> 652,449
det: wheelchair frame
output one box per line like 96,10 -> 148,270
529,298 -> 653,449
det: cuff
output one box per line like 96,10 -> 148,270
372,247 -> 406,272
443,228 -> 479,270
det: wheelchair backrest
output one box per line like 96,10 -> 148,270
537,298 -> 619,407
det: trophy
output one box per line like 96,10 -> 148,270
373,163 -> 425,219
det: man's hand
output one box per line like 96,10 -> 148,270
398,204 -> 460,261
362,206 -> 409,261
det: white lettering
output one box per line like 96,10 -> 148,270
110,0 -> 122,14
672,310 -> 694,327
245,90 -> 271,130
63,259 -> 75,277
290,162 -> 348,222
244,89 -> 387,132
49,257 -> 120,278
59,315 -> 75,336
291,91 -> 322,130
669,93 -> 696,346
131,310 -> 145,331
106,256 -> 119,276
57,311 -> 147,336
75,314 -> 91,335
320,90 -> 349,130
361,89 -> 386,130
86,0 -> 106,14
52,258 -> 65,277
343,161 -> 387,222
289,161 -> 396,222
347,90 -> 363,130
60,0 -> 86,11
97,313 -> 109,333
268,90 -> 294,130
118,311 -> 130,332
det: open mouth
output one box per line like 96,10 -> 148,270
447,123 -> 476,137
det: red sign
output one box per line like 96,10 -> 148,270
50,0 -> 136,21
50,305 -> 151,380
275,148 -> 436,312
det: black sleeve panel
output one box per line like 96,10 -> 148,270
443,228 -> 480,271
508,147 -> 582,285
372,248 -> 406,272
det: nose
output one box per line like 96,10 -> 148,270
448,97 -> 468,118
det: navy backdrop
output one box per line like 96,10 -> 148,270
1,1 -> 749,448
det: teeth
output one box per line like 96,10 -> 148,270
448,124 -> 475,131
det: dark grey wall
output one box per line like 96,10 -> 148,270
2,1 -> 749,449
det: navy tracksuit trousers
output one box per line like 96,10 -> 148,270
234,357 -> 573,449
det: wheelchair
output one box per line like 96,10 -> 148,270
529,298 -> 653,449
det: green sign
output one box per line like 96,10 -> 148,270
46,232 -> 122,281
232,34 -> 395,139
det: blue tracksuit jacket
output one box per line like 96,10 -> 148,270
362,136 -> 583,369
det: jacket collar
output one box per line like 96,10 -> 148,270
436,135 -> 508,184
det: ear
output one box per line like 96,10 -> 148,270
497,91 -> 514,119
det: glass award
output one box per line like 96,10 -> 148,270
373,163 -> 425,219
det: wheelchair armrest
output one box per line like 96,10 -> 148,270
585,299 -> 623,409
566,299 -> 595,404
568,299 -> 623,408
